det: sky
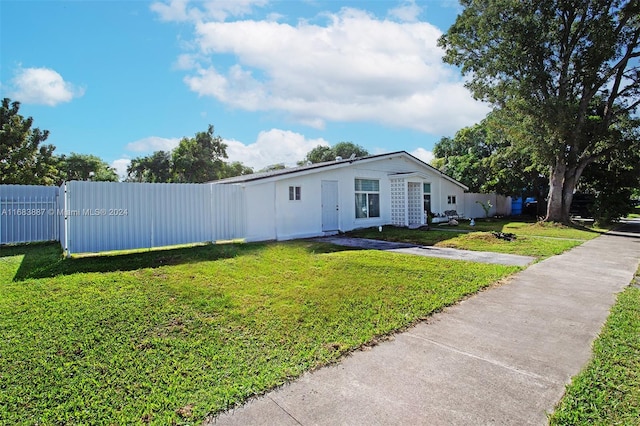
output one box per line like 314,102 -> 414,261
1,0 -> 490,179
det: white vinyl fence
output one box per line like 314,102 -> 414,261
464,193 -> 512,219
1,182 -> 245,255
1,185 -> 60,244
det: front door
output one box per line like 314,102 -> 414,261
321,180 -> 339,231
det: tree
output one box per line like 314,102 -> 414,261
577,115 -> 640,223
0,98 -> 60,185
302,142 -> 369,164
172,125 -> 228,183
59,153 -> 118,182
439,0 -> 640,222
125,127 -> 253,183
433,111 -> 547,198
126,151 -> 172,183
220,161 -> 254,178
433,124 -> 494,193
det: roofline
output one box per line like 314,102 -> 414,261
213,151 -> 468,190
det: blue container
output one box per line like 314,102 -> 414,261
511,197 -> 523,215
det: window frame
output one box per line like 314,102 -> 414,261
288,185 -> 301,201
354,178 -> 380,219
447,195 -> 457,205
423,183 -> 432,214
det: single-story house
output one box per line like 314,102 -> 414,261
213,151 -> 469,242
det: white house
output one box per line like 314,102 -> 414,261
213,151 -> 469,242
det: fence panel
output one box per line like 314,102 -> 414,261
211,183 -> 245,241
61,181 -> 246,254
464,193 -> 512,218
0,185 -> 59,244
2,182 -> 247,253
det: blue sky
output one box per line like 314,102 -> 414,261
1,0 -> 489,178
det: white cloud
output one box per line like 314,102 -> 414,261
224,129 -> 329,170
9,67 -> 84,106
388,0 -> 422,22
125,136 -> 181,152
410,147 -> 435,164
151,0 -> 267,22
163,5 -> 488,136
111,158 -> 131,181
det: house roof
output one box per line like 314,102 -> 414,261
212,151 -> 468,190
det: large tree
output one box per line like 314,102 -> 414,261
126,150 -> 172,183
439,0 -> 640,222
0,98 -> 60,185
301,142 -> 370,164
433,112 -> 548,199
172,125 -> 228,183
126,127 -> 253,183
59,153 -> 119,182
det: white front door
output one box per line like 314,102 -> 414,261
321,180 -> 339,231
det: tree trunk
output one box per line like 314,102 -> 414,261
545,159 -> 566,222
545,156 -> 589,223
561,170 -> 577,223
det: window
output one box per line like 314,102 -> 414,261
447,195 -> 457,205
423,183 -> 431,213
355,179 -> 380,218
289,186 -> 301,201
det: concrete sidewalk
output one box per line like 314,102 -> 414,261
211,221 -> 640,426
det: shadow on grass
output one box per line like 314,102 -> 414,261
2,239 -> 359,282
3,241 -> 269,281
299,240 -> 363,254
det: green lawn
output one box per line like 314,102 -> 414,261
0,242 -> 519,424
549,266 -> 640,425
348,219 -> 607,258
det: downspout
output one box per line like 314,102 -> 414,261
438,177 -> 442,216
273,183 -> 278,240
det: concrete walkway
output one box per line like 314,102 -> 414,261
317,236 -> 536,266
211,220 -> 640,426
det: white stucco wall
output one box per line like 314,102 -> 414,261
435,179 -> 466,216
233,153 -> 467,241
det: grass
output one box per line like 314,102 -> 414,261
628,205 -> 640,219
549,266 -> 640,425
0,241 -> 519,424
348,219 -> 608,258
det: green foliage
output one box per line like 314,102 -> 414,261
549,281 -> 640,425
433,111 -> 548,196
220,161 -> 254,178
172,125 -> 228,183
302,142 -> 369,164
0,98 -> 60,185
127,150 -> 172,183
439,0 -> 640,222
59,152 -> 118,182
476,200 -> 492,218
258,163 -> 286,172
0,242 -> 517,424
579,117 -> 640,224
126,126 -> 253,183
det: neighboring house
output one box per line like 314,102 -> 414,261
213,151 -> 468,242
